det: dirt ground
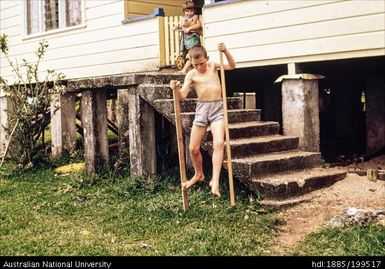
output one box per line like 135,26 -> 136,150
269,155 -> 385,255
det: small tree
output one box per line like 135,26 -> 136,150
0,34 -> 66,168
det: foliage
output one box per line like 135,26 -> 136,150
0,34 -> 66,168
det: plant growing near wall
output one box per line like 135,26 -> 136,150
0,34 -> 66,168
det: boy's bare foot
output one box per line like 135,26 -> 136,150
211,188 -> 221,198
209,180 -> 221,198
182,175 -> 205,190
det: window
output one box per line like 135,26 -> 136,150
24,0 -> 82,35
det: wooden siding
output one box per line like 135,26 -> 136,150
203,0 -> 385,68
0,0 -> 162,82
124,0 -> 185,18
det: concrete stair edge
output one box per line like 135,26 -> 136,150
204,135 -> 300,158
241,167 -> 347,200
232,151 -> 322,179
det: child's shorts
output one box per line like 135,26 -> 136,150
181,34 -> 201,51
193,100 -> 224,127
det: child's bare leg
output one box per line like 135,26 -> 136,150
209,120 -> 225,197
180,60 -> 191,75
180,51 -> 191,74
183,124 -> 207,189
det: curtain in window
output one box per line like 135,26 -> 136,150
66,0 -> 82,27
26,0 -> 40,34
44,0 -> 59,31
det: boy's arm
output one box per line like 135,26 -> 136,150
169,72 -> 193,100
185,15 -> 202,32
215,43 -> 236,70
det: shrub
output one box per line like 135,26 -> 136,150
0,34 -> 66,168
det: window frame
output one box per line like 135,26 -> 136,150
21,0 -> 86,40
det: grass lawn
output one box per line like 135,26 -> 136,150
293,225 -> 385,256
0,162 -> 281,256
0,159 -> 384,256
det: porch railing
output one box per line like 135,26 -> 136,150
159,15 -> 203,68
159,16 -> 182,67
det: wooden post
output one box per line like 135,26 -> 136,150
158,16 -> 166,67
128,91 -> 156,176
50,93 -> 77,156
172,86 -> 189,212
220,51 -> 235,207
81,90 -> 109,174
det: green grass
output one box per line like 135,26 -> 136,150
0,163 -> 281,256
1,160 -> 384,256
292,225 -> 385,256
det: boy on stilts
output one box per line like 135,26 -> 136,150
170,43 -> 236,197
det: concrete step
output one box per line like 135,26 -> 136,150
231,135 -> 299,158
205,135 -> 299,158
139,84 -> 197,102
231,150 -> 322,179
178,109 -> 262,130
153,97 -> 243,114
206,121 -> 279,140
67,73 -> 184,92
133,73 -> 185,85
243,167 -> 347,201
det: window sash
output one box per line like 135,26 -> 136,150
24,0 -> 83,36
66,0 -> 82,27
44,0 -> 59,31
26,0 -> 41,35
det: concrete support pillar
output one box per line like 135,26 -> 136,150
128,90 -> 156,176
107,99 -> 116,122
245,93 -> 256,109
366,76 -> 385,155
233,92 -> 245,108
281,76 -> 321,152
0,96 -> 8,154
50,93 -> 77,156
169,123 -> 178,157
81,90 -> 108,174
116,89 -> 130,169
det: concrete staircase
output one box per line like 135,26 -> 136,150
137,73 -> 346,206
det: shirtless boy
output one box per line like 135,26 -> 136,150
170,43 -> 236,197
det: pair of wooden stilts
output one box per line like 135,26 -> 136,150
172,51 -> 235,212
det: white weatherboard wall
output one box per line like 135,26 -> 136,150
0,0 -> 161,83
203,0 -> 385,68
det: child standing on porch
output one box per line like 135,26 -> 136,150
169,43 -> 236,197
173,0 -> 202,74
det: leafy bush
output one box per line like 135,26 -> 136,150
0,34 -> 66,168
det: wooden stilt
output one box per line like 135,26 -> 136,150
172,86 -> 189,212
220,51 -> 236,207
